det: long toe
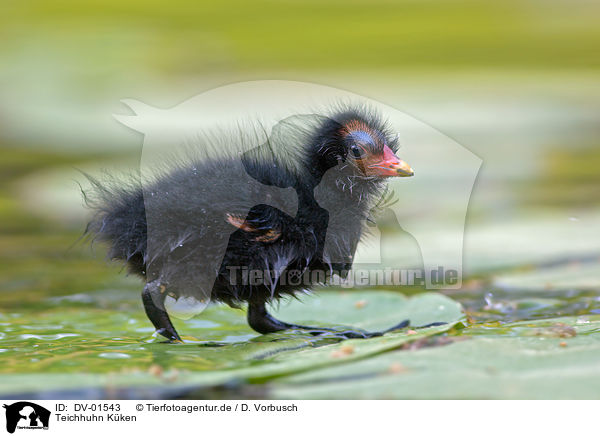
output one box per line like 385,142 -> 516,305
415,321 -> 447,328
382,319 -> 410,334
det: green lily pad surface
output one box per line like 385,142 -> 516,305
269,316 -> 600,399
0,291 -> 463,398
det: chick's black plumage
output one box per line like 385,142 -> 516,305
85,106 -> 415,341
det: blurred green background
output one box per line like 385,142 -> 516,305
1,0 -> 599,399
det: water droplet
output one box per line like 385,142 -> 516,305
484,292 -> 494,307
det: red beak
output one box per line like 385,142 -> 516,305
365,145 -> 414,177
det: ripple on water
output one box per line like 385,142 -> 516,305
223,334 -> 259,343
48,293 -> 95,304
19,333 -> 80,340
20,324 -> 65,331
457,288 -> 600,323
186,319 -> 220,329
98,353 -> 132,359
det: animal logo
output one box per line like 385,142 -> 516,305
2,402 -> 50,434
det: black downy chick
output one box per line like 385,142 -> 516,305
84,106 -> 417,342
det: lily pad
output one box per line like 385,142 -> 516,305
0,290 -> 462,398
269,315 -> 600,399
272,290 -> 461,331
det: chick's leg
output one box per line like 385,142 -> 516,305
247,302 -> 412,339
142,281 -> 181,342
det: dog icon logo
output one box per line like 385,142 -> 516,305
3,402 -> 50,434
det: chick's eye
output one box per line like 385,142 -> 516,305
351,145 -> 365,159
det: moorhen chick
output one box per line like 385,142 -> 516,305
84,106 -> 416,342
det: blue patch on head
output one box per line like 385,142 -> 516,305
348,131 -> 375,146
